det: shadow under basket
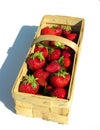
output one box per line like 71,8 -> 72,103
12,15 -> 85,124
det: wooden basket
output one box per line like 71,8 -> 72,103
12,15 -> 85,124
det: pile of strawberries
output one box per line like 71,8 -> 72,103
19,25 -> 78,99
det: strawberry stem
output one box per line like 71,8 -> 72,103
31,51 -> 44,61
58,56 -> 64,66
63,25 -> 72,31
54,68 -> 68,78
37,42 -> 44,47
54,41 -> 65,49
48,47 -> 54,55
51,25 -> 57,29
25,75 -> 38,88
36,41 -> 51,50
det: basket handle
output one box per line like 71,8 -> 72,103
33,35 -> 78,52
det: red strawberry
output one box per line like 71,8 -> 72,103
51,88 -> 67,99
46,85 -> 53,92
34,69 -> 50,87
41,26 -> 56,35
58,56 -> 71,68
49,41 -> 55,46
27,52 -> 46,71
67,33 -> 78,42
62,25 -> 72,37
63,46 -> 70,51
63,57 -> 71,68
55,26 -> 62,36
50,69 -> 71,88
47,48 -> 61,61
45,60 -> 62,73
62,47 -> 75,58
44,85 -> 53,96
62,51 -> 71,58
34,45 -> 48,58
43,40 -> 49,45
19,75 -> 39,94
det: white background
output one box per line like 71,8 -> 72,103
0,0 -> 100,129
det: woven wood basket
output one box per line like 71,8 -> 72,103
12,15 -> 85,124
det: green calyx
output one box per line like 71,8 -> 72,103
55,41 -> 65,49
25,75 -> 38,88
63,25 -> 72,31
37,42 -> 44,47
58,56 -> 64,66
31,51 -> 44,61
54,68 -> 68,78
51,25 -> 57,29
48,47 -> 54,55
36,41 -> 50,50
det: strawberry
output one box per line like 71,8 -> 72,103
49,41 -> 55,46
62,51 -> 71,58
44,85 -> 53,96
58,56 -> 71,68
34,45 -> 48,58
45,60 -> 62,73
64,57 -> 71,68
43,40 -> 49,45
62,25 -> 72,37
55,26 -> 62,36
49,41 -> 65,49
51,88 -> 67,99
27,52 -> 46,71
41,26 -> 56,35
50,69 -> 71,88
34,69 -> 50,87
47,48 -> 61,61
46,85 -> 53,92
19,75 -> 39,94
62,47 -> 75,58
67,33 -> 78,42
62,46 -> 70,51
